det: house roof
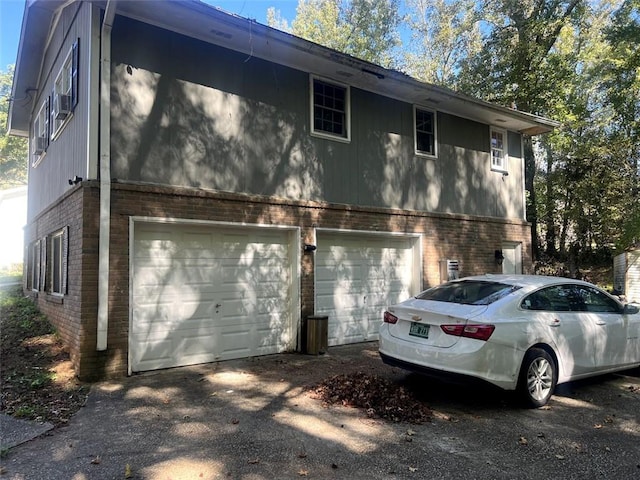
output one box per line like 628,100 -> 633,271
9,0 -> 560,137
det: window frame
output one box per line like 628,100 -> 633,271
413,106 -> 437,158
309,75 -> 351,143
31,98 -> 50,167
51,40 -> 79,139
490,127 -> 508,172
48,227 -> 68,296
29,240 -> 41,292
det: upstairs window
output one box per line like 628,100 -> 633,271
31,98 -> 50,166
414,107 -> 437,157
51,40 -> 79,138
310,76 -> 350,142
490,127 -> 508,172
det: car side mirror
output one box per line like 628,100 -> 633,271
623,304 -> 640,315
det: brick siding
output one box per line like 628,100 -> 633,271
24,181 -> 531,380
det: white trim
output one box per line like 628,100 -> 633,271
521,135 -> 527,221
490,126 -> 508,173
413,105 -> 438,158
87,6 -> 101,180
128,217 -> 301,375
97,0 -> 117,352
309,74 -> 351,143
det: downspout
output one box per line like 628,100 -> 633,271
97,0 -> 116,351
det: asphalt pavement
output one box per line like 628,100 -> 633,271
1,342 -> 639,479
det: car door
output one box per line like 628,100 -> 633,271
572,285 -> 629,370
522,285 -> 595,376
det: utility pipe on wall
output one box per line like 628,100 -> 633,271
97,0 -> 116,351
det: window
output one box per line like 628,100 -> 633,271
29,240 -> 41,291
414,107 -> 437,157
490,127 -> 507,171
51,40 -> 79,138
48,227 -> 68,296
416,280 -> 521,305
310,76 -> 350,141
31,99 -> 50,165
522,284 -> 621,313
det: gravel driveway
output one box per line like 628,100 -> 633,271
2,342 -> 639,479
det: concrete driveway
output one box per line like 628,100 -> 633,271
2,342 -> 639,479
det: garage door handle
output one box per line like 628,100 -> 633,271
215,303 -> 222,308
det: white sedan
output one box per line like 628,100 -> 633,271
379,274 -> 640,407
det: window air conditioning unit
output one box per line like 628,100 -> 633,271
54,94 -> 72,120
34,136 -> 47,155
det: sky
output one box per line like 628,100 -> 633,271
0,0 -> 301,70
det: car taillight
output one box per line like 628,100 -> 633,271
441,324 -> 495,341
383,311 -> 398,324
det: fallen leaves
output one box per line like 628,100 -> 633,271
308,371 -> 432,424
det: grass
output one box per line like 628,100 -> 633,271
0,286 -> 88,426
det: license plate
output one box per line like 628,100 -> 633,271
409,322 -> 430,339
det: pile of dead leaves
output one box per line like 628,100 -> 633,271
0,287 -> 88,426
308,371 -> 432,424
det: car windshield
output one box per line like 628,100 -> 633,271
415,280 -> 521,305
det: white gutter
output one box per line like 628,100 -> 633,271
97,0 -> 116,351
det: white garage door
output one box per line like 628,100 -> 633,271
131,222 -> 296,372
315,232 -> 419,346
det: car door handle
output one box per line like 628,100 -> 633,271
550,318 -> 561,327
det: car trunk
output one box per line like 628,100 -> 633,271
387,299 -> 488,347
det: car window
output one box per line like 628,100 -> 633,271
522,284 -> 621,313
416,280 -> 520,305
573,285 -> 622,313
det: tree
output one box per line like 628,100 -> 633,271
458,0 -> 586,259
270,0 -> 402,68
404,0 -> 482,87
0,65 -> 28,188
603,0 -> 640,249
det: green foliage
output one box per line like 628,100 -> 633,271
0,288 -> 51,337
404,0 -> 482,86
0,65 -> 28,188
287,0 -> 402,68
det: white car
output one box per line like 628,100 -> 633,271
379,274 -> 640,407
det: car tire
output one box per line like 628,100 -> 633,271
517,348 -> 557,408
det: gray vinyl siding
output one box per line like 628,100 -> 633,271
110,15 -> 525,219
27,2 -> 93,222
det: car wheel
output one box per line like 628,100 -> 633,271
518,348 -> 557,408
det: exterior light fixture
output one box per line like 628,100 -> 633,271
304,244 -> 317,253
495,250 -> 504,266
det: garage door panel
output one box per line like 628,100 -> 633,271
131,223 -> 294,372
316,233 -> 418,346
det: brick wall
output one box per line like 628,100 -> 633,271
25,181 -> 531,380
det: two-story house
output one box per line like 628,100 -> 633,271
9,0 -> 557,380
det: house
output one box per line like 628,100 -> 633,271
9,0 -> 557,380
613,248 -> 640,303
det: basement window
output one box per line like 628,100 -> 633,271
310,75 -> 350,142
48,227 -> 69,296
